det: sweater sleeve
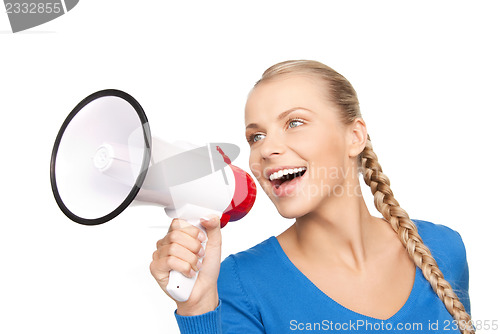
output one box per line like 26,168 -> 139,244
174,255 -> 265,334
217,255 -> 265,333
452,230 -> 471,315
175,302 -> 222,334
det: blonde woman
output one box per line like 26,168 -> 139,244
150,60 -> 473,333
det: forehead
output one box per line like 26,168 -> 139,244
245,74 -> 331,124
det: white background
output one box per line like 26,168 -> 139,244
1,1 -> 499,333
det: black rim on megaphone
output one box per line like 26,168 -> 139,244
50,89 -> 152,226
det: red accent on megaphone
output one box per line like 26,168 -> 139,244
221,165 -> 257,228
216,146 -> 232,165
215,145 -> 256,228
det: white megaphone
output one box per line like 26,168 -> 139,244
50,89 -> 257,302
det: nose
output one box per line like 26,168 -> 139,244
259,132 -> 285,160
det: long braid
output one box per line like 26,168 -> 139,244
361,134 -> 474,334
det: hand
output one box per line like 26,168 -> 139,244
150,216 -> 222,315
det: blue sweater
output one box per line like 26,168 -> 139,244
175,219 -> 470,333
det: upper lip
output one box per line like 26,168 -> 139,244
264,166 -> 307,179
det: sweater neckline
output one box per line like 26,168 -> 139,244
267,235 -> 424,322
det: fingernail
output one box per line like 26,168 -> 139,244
197,247 -> 205,258
196,259 -> 203,271
189,269 -> 196,277
197,232 -> 206,242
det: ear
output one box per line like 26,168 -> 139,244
347,118 -> 367,158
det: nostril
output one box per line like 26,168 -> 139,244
260,139 -> 286,158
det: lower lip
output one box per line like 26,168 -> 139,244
271,173 -> 305,197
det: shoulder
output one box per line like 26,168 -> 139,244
219,237 -> 278,278
412,219 -> 468,284
412,219 -> 466,257
218,236 -> 286,297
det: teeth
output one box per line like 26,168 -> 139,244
269,167 -> 306,181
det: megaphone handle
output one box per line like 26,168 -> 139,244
166,219 -> 207,302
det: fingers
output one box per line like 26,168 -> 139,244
153,252 -> 200,279
165,242 -> 202,270
151,217 -> 223,305
167,218 -> 204,238
151,219 -> 206,281
159,218 -> 206,248
157,229 -> 205,256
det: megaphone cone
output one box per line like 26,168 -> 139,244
50,89 -> 151,225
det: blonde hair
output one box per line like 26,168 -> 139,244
255,60 -> 474,334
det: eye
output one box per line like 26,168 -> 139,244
288,119 -> 304,129
248,133 -> 266,144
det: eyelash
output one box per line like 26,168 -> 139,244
247,118 -> 305,144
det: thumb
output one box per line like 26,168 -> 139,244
200,215 -> 221,247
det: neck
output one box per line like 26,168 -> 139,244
287,187 -> 381,272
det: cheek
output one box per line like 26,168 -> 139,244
248,151 -> 263,179
294,131 -> 347,175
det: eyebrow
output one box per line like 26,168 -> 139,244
245,107 -> 313,130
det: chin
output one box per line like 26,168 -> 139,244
259,184 -> 311,219
273,199 -> 311,219
278,210 -> 303,220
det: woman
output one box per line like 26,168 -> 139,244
150,60 -> 473,333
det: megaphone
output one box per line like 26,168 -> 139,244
50,89 -> 257,302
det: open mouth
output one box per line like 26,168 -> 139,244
269,167 -> 307,189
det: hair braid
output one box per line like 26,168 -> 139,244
361,134 -> 474,334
